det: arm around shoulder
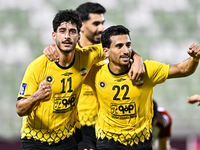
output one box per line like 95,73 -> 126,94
128,50 -> 145,81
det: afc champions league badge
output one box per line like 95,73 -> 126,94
99,81 -> 106,88
46,75 -> 54,83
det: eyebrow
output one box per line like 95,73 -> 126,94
58,27 -> 66,30
115,41 -> 131,45
93,20 -> 105,24
58,27 -> 77,31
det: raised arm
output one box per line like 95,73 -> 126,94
16,80 -> 52,117
168,43 -> 200,79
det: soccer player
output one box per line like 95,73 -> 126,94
152,100 -> 172,150
16,9 -> 144,150
16,9 -> 106,150
83,25 -> 200,150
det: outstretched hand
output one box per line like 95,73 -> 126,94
43,44 -> 59,62
187,94 -> 200,106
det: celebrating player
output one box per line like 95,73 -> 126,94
83,25 -> 200,150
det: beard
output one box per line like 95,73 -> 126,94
92,38 -> 101,44
56,41 -> 74,53
88,32 -> 102,44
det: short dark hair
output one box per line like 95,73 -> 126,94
101,25 -> 130,48
52,9 -> 82,33
76,2 -> 106,22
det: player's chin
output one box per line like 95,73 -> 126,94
94,39 -> 101,44
120,61 -> 130,66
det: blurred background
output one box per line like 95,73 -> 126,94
1,0 -> 200,149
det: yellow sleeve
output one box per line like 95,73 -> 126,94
144,60 -> 169,85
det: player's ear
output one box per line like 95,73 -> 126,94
78,33 -> 81,42
52,32 -> 56,42
80,22 -> 85,33
103,48 -> 109,57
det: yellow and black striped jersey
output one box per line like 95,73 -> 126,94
17,44 -> 105,144
84,60 -> 169,146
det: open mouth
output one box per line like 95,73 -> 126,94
120,56 -> 129,61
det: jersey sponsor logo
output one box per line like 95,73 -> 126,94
80,68 -> 87,76
114,78 -> 126,82
62,72 -> 73,76
19,83 -> 27,95
53,94 -> 76,113
46,75 -> 54,83
99,81 -> 106,88
110,102 -> 136,119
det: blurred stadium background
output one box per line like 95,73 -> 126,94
1,0 -> 200,149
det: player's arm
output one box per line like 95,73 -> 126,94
158,137 -> 168,150
168,43 -> 200,79
16,80 -> 52,117
129,49 -> 145,81
187,94 -> 200,106
43,44 -> 145,81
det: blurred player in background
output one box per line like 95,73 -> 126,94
76,3 -> 106,150
152,100 -> 172,150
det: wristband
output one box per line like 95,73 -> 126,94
191,57 -> 199,62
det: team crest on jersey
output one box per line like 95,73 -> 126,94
135,80 -> 144,86
46,75 -> 54,83
80,68 -> 87,76
19,83 -> 27,95
99,81 -> 106,88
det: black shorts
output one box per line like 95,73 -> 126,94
97,136 -> 152,150
21,128 -> 82,150
78,125 -> 97,150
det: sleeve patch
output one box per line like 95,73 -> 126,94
19,83 -> 27,95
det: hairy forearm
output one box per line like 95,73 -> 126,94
177,57 -> 198,76
16,92 -> 40,117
